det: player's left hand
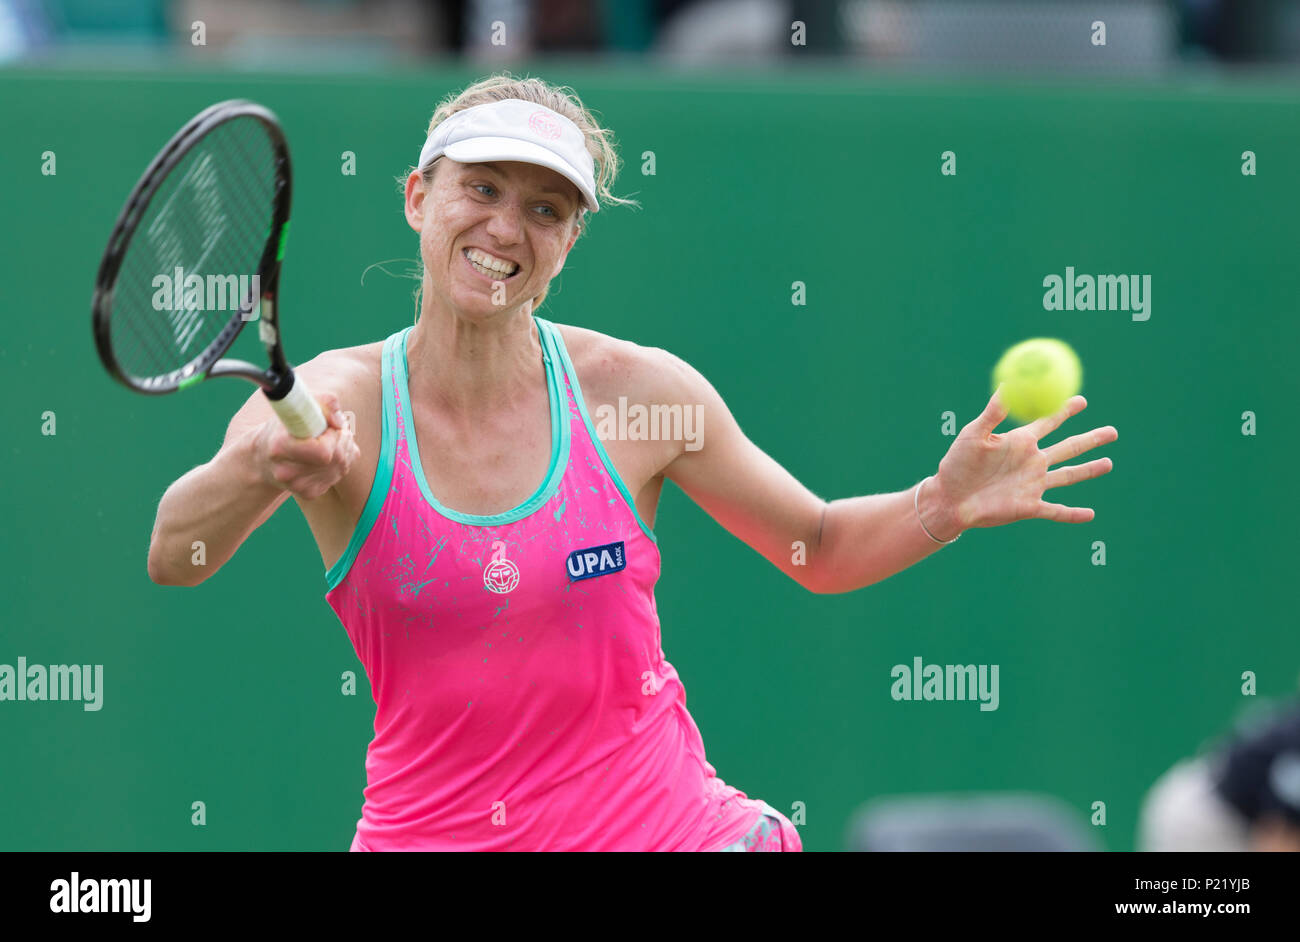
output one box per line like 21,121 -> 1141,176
932,386 -> 1117,531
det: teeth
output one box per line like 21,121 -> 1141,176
466,248 -> 518,275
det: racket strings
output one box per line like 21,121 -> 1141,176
109,116 -> 279,382
130,122 -> 272,367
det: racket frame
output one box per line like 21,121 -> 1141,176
92,99 -> 298,399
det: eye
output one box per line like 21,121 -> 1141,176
471,182 -> 563,219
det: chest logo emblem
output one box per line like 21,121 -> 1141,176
484,541 -> 520,594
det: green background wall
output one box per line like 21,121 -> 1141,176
1,65 -> 1297,850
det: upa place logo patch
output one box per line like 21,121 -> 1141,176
566,541 -> 626,582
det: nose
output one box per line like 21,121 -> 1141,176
483,195 -> 527,245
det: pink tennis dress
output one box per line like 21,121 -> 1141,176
324,316 -> 800,851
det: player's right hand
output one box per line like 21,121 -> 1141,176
254,392 -> 360,500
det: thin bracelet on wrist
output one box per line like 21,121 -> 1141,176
915,475 -> 960,545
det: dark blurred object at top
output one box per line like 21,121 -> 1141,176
533,0 -> 601,51
1178,0 -> 1300,62
1213,699 -> 1300,842
1139,698 -> 1300,852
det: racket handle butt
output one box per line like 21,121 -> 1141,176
267,371 -> 328,439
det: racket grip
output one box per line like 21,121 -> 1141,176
267,371 -> 329,439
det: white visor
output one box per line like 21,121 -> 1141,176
417,98 -> 598,215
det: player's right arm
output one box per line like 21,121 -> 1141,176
146,358 -> 360,587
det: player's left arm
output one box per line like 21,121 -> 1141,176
657,352 -> 1117,595
647,346 -> 826,591
655,347 -> 952,595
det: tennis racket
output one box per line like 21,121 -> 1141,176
92,99 -> 327,439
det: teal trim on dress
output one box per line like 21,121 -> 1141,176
324,331 -> 402,591
396,315 -> 570,526
539,317 -> 658,545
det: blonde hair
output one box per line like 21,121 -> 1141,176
409,72 -> 638,316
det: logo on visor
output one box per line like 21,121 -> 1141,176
528,110 -> 563,141
566,541 -> 626,582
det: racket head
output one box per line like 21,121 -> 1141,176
92,100 -> 292,395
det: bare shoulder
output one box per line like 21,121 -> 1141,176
293,339 -> 387,415
223,337 -> 385,445
297,339 -> 384,388
550,321 -> 703,406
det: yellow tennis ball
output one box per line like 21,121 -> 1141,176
992,338 -> 1082,422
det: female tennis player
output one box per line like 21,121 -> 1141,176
147,74 -> 1117,852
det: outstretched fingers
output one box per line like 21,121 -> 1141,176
974,384 -> 1011,435
1027,395 -> 1088,440
1036,501 -> 1096,523
1042,424 -> 1118,466
1044,456 -> 1114,490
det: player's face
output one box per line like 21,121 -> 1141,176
421,158 -> 581,316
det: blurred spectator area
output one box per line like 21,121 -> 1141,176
654,0 -> 1300,68
0,0 -> 442,62
4,0 -> 1300,67
172,0 -> 441,61
845,792 -> 1102,851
